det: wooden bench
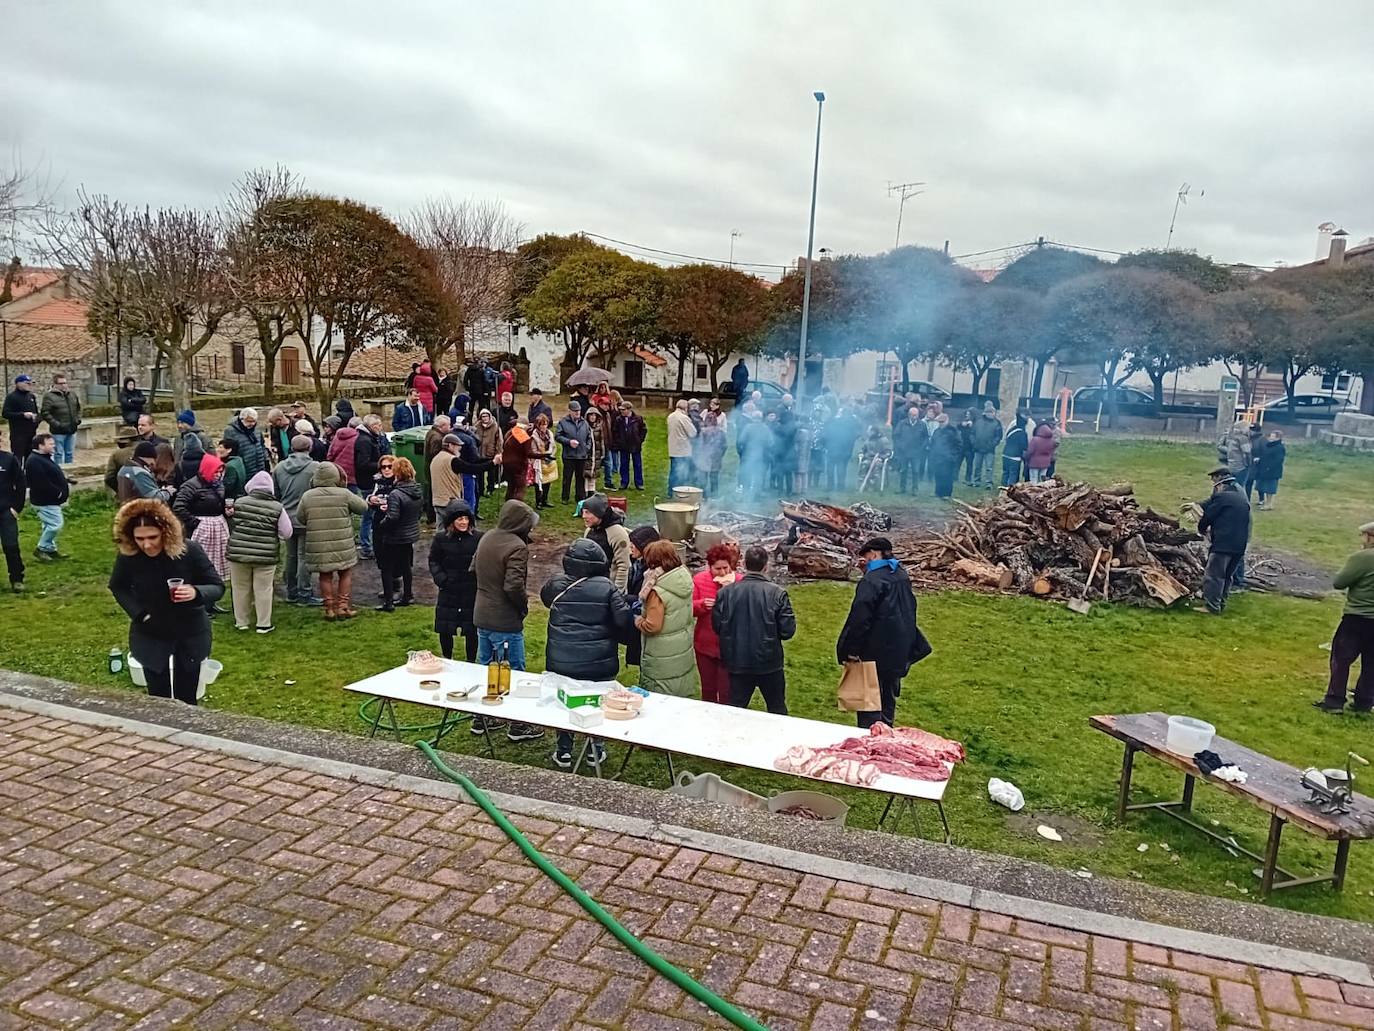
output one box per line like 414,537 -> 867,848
1090,712 -> 1374,897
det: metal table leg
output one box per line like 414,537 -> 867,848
1259,814 -> 1285,899
1180,773 -> 1195,812
366,697 -> 400,739
878,795 -> 896,828
1115,744 -> 1136,821
937,801 -> 951,844
431,709 -> 467,746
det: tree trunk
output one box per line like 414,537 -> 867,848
969,367 -> 984,396
1148,371 -> 1166,408
166,347 -> 193,412
676,351 -> 686,392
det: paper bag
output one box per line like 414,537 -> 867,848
836,660 -> 881,712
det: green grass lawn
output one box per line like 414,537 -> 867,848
4,432 -> 1374,921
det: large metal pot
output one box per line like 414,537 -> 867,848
694,524 -> 724,554
654,501 -> 696,542
672,485 -> 704,509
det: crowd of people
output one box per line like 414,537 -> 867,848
7,359 -> 1372,732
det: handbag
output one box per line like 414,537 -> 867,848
541,458 -> 559,483
836,660 -> 881,712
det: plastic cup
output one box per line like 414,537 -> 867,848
167,578 -> 184,601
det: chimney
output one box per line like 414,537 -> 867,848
1330,229 -> 1349,267
1316,221 -> 1336,261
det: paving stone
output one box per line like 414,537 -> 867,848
0,707 -> 1365,1031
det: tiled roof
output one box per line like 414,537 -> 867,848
0,322 -> 102,363
630,346 -> 668,368
2,267 -> 61,302
340,347 -> 418,381
16,298 -> 89,327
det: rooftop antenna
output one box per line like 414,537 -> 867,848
887,180 -> 925,249
1165,181 -> 1203,250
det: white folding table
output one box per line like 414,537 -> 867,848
343,660 -> 954,839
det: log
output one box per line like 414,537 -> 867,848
1137,565 -> 1188,606
1117,534 -> 1153,568
1030,575 -> 1054,596
1002,547 -> 1037,589
1102,482 -> 1135,496
951,558 -> 1014,590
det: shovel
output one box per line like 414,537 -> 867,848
1068,548 -> 1107,615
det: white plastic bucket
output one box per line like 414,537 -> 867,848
197,659 -> 223,701
669,771 -> 767,810
127,654 -> 221,701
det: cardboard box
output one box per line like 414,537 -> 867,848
557,682 -> 608,709
569,707 -> 604,729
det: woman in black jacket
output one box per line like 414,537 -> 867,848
374,457 -> 423,611
119,378 -> 146,427
109,498 -> 224,704
428,499 -> 482,661
541,537 -> 634,768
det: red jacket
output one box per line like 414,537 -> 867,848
326,426 -> 359,485
414,362 -> 438,411
691,568 -> 741,659
497,369 -> 516,401
1025,424 -> 1058,470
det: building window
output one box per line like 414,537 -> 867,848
875,361 -> 901,387
1321,372 -> 1352,392
231,343 -> 246,375
695,362 -> 708,381
95,366 -> 117,386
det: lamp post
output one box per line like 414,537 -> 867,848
796,90 -> 825,408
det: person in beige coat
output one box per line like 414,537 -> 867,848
296,461 -> 367,621
666,399 -> 697,491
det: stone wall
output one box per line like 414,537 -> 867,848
1321,411 -> 1374,451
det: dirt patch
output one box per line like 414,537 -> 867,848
1004,809 -> 1107,849
1247,548 -> 1335,601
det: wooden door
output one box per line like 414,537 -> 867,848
623,360 -> 643,390
280,347 -> 300,386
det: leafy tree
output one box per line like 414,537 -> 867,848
1044,268 -> 1211,422
994,245 -> 1108,395
1117,248 -> 1236,294
852,247 -> 978,383
519,247 -> 638,377
762,256 -> 856,370
259,194 -> 444,407
1320,310 -> 1374,415
661,264 -> 772,390
934,285 -> 1043,396
592,260 -> 665,368
1213,286 -> 1313,412
508,233 -> 604,323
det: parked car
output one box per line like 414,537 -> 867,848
718,379 -> 789,405
1072,385 -> 1155,407
864,379 -> 953,408
1258,393 -> 1353,419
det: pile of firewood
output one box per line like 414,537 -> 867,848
780,499 -> 894,580
903,479 -> 1205,607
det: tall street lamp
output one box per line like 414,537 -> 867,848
796,90 -> 825,407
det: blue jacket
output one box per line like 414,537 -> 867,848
391,402 -> 430,431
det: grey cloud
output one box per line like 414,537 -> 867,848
6,0 -> 1371,274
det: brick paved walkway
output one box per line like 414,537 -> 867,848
2,708 -> 1371,1031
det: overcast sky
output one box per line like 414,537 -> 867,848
6,2 -> 1371,277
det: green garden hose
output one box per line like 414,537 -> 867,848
414,741 -> 769,1031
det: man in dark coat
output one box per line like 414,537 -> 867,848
1197,465 -> 1251,614
353,415 -> 386,557
0,426 -> 26,591
470,499 -> 541,741
3,374 -> 40,461
712,546 -> 796,715
223,408 -> 268,477
527,388 -> 554,428
836,537 -> 929,728
464,360 -> 491,416
428,499 -> 482,662
891,405 -> 928,495
730,358 -> 750,401
823,409 -> 862,491
542,537 -> 634,767
1001,412 -> 1030,487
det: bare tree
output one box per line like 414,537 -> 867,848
406,198 -> 523,368
224,167 -> 304,401
1,153 -> 55,302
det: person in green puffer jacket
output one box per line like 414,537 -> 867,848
296,461 -> 368,621
226,471 -> 292,633
634,540 -> 698,697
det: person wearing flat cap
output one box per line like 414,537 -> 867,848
1196,465 -> 1251,614
836,536 -> 931,728
1314,522 -> 1374,713
117,441 -> 174,504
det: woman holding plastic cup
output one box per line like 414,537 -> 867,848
109,498 -> 224,704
